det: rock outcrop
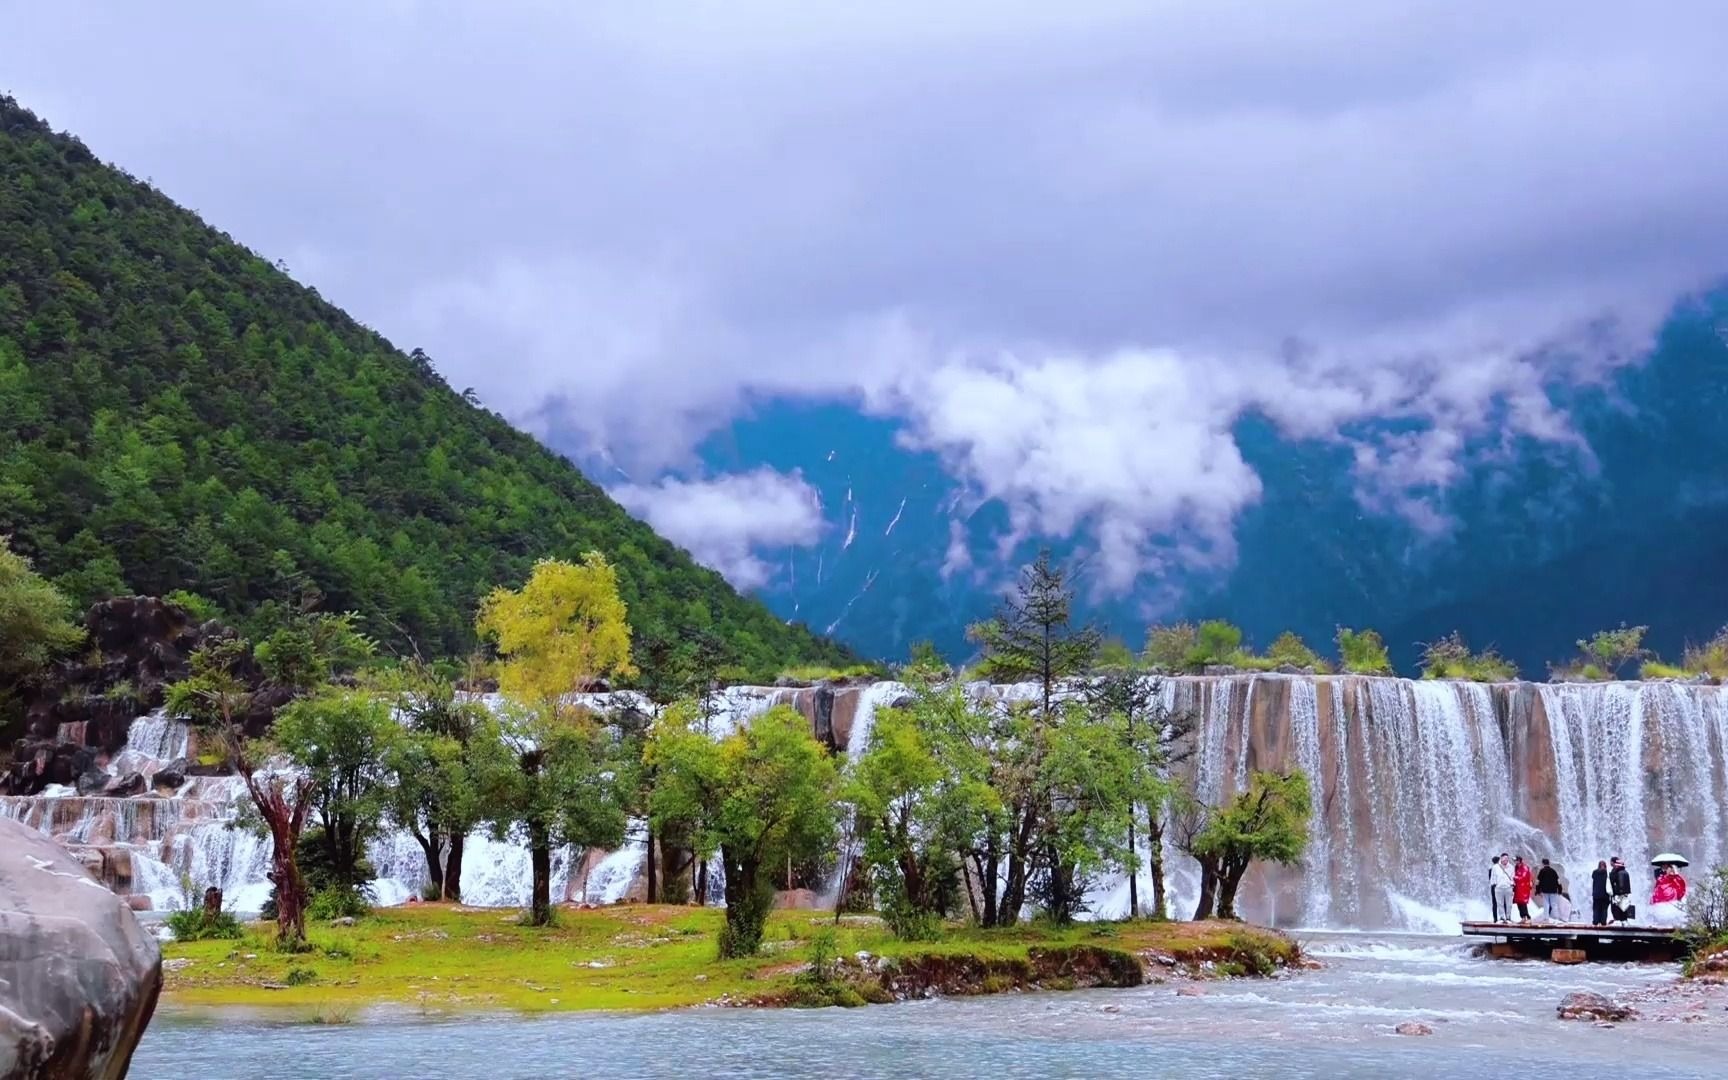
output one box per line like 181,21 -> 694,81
0,816 -> 162,1078
2,596 -> 290,796
1557,991 -> 1637,1022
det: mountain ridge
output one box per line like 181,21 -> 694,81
0,97 -> 849,675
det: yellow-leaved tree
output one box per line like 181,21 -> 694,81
475,552 -> 637,924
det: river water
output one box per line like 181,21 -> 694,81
132,934 -> 1723,1079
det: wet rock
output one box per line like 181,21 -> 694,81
0,816 -> 162,1077
102,771 -> 145,798
1558,991 -> 1637,1022
1175,985 -> 1206,997
151,759 -> 189,791
1394,1021 -> 1434,1036
75,767 -> 110,796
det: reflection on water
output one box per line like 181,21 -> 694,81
134,934 -> 1722,1080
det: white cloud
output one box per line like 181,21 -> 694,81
610,468 -> 825,590
9,1 -> 1728,589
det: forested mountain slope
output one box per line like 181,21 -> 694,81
0,98 -> 848,675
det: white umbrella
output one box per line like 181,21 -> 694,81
1651,852 -> 1690,867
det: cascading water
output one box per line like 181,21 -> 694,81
10,675 -> 1728,933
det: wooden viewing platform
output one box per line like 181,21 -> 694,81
1460,921 -> 1684,963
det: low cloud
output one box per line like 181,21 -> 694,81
610,469 -> 825,590
10,2 -> 1728,589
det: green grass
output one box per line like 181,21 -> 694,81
160,905 -> 1295,1014
1641,661 -> 1694,680
774,664 -> 886,684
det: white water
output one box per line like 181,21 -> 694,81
10,676 -> 1728,933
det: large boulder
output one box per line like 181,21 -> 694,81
0,817 -> 162,1078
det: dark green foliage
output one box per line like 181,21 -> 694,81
1335,627 -> 1393,675
306,886 -> 372,922
164,906 -> 243,942
0,97 -> 847,679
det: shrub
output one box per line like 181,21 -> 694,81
164,589 -> 222,624
165,907 -> 245,942
307,885 -> 372,922
1192,620 -> 1243,666
717,882 -> 773,959
1575,625 -> 1648,679
803,926 -> 839,985
1682,866 -> 1728,964
1682,628 -> 1728,680
1264,631 -> 1330,673
1335,628 -> 1392,675
1143,623 -> 1199,671
284,966 -> 320,986
1420,633 -> 1517,682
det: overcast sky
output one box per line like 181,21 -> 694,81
9,2 -> 1728,589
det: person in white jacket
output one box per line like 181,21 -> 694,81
1489,853 -> 1514,923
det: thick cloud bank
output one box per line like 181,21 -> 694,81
612,469 -> 824,590
9,2 -> 1728,588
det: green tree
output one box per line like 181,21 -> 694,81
847,681 -> 996,938
1179,770 -> 1312,920
378,664 -> 494,901
1573,624 -> 1648,680
649,705 -> 838,957
1083,671 -> 1195,918
476,554 -> 638,925
0,535 -> 83,721
273,690 -> 402,896
1188,619 -> 1243,668
486,704 -> 631,926
1335,627 -> 1393,675
1143,622 -> 1199,671
253,610 -> 376,692
1264,631 -> 1329,673
965,550 -> 1102,925
1420,632 -> 1517,682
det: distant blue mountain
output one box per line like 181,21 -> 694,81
691,295 -> 1728,675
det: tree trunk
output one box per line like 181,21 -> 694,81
1217,860 -> 1248,920
410,822 -> 443,898
1147,809 -> 1167,920
996,801 -> 1039,926
528,817 -> 552,926
243,767 -> 313,950
645,825 -> 658,904
442,832 -> 464,902
694,855 -> 708,906
1193,859 -> 1219,921
979,841 -> 1000,928
1126,815 -> 1140,919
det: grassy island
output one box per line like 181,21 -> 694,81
161,904 -> 1299,1016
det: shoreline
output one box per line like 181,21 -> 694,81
158,905 -> 1301,1018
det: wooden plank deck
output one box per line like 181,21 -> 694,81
1460,921 -> 1677,941
1460,920 -> 1683,963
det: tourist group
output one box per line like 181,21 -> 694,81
1488,852 -> 1689,928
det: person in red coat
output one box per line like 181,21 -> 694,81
1512,855 -> 1535,923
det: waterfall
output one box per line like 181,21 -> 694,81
13,675 -> 1728,932
820,680 -> 904,905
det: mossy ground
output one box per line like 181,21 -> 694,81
161,904 -> 1295,1015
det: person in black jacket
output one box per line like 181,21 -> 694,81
1608,856 -> 1635,923
1590,860 -> 1611,926
1535,858 -> 1564,921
